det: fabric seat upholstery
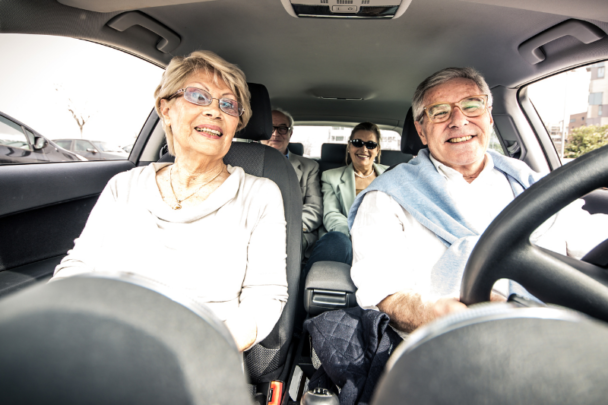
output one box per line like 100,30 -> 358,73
288,142 -> 304,156
401,107 -> 426,156
319,143 -> 347,173
159,83 -> 302,384
372,305 -> 608,405
380,150 -> 413,166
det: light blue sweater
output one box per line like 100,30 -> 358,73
348,149 -> 544,299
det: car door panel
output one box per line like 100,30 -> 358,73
0,160 -> 135,296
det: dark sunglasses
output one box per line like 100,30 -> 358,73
272,125 -> 291,135
349,139 -> 378,149
165,87 -> 244,117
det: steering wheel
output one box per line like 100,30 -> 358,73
461,145 -> 608,321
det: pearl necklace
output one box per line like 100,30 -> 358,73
354,169 -> 375,179
169,164 -> 224,210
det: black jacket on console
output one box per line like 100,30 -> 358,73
304,307 -> 402,405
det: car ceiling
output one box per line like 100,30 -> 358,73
2,0 -> 608,128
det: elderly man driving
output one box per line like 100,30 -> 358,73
348,67 -> 608,336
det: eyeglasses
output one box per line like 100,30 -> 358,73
421,95 -> 489,123
349,139 -> 378,149
165,87 -> 244,117
272,125 -> 291,135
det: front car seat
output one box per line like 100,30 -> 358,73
159,83 -> 303,386
372,304 -> 608,405
400,107 -> 426,156
0,274 -> 252,405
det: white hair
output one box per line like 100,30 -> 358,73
272,108 -> 294,130
412,67 -> 493,122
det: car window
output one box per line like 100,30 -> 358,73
54,140 -> 71,149
291,125 -> 401,159
0,34 -> 163,165
92,141 -> 122,153
488,127 -> 505,156
74,140 -> 93,152
0,115 -> 31,151
527,62 -> 608,163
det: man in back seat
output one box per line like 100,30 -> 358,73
261,109 -> 322,255
348,67 -> 608,337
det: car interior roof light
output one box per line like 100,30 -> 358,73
281,0 -> 412,19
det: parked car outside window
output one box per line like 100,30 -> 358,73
0,34 -> 162,165
0,111 -> 84,164
53,138 -> 129,161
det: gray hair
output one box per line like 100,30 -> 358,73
272,108 -> 295,130
412,67 -> 493,122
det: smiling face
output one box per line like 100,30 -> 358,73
414,78 -> 493,174
261,111 -> 292,155
348,130 -> 379,172
159,69 -> 240,164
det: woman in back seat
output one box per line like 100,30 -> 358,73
303,122 -> 388,274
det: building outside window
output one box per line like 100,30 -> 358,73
599,67 -> 605,78
589,92 -> 603,105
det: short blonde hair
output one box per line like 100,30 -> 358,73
154,50 -> 251,155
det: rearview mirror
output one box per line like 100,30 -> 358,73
86,148 -> 98,153
33,137 -> 47,150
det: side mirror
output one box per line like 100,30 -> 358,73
86,148 -> 98,153
33,137 -> 47,150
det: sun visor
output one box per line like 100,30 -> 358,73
57,0 -> 217,13
280,0 -> 412,19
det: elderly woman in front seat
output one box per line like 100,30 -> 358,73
302,122 -> 388,276
52,50 -> 288,352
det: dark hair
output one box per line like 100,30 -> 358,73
346,122 -> 382,165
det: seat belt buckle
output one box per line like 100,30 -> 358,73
266,380 -> 284,405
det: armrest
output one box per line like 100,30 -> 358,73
304,261 -> 358,316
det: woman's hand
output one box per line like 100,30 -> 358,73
224,311 -> 258,352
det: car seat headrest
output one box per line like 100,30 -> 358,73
401,107 -> 426,155
235,83 -> 272,141
321,143 -> 347,164
372,305 -> 608,405
0,275 -> 252,404
288,142 -> 304,156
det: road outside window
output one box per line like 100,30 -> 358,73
0,34 -> 163,164
527,62 -> 608,163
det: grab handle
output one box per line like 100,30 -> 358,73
108,12 -> 181,54
518,19 -> 605,65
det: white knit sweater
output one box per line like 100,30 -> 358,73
53,163 -> 288,345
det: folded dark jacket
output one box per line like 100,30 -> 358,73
304,307 -> 401,405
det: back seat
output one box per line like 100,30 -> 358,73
288,142 -> 304,156
317,143 -> 413,174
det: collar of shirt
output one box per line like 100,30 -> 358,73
285,150 -> 290,159
428,152 -> 495,183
